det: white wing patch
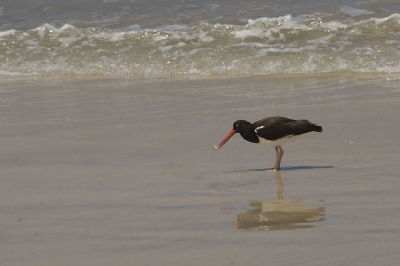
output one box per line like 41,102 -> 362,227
255,126 -> 264,133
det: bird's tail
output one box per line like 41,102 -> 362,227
310,123 -> 323,133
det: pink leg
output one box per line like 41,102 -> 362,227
273,145 -> 284,171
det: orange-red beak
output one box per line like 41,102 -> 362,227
214,129 -> 236,149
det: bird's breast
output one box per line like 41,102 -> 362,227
258,134 -> 301,147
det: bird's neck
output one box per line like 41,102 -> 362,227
239,126 -> 259,144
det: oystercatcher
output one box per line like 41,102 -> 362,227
215,116 -> 322,171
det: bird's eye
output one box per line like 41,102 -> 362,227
235,124 -> 239,127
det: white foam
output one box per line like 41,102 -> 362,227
0,29 -> 16,38
155,24 -> 191,31
320,21 -> 347,31
153,35 -> 168,42
340,6 -> 374,16
33,23 -> 58,33
373,13 -> 400,24
59,24 -> 76,31
2,14 -> 400,77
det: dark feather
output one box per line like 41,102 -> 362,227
252,116 -> 322,141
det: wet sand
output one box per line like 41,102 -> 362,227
1,74 -> 400,265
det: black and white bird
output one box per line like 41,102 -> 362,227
215,116 -> 323,171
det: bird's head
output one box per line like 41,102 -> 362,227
214,120 -> 252,149
231,120 -> 252,134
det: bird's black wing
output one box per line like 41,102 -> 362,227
253,117 -> 322,141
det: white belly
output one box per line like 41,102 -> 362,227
259,134 -> 301,148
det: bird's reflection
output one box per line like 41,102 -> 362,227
236,171 -> 325,231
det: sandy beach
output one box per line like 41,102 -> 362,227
1,74 -> 400,265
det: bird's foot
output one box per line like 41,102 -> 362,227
266,168 -> 280,172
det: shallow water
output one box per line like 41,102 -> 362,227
1,74 -> 399,265
1,1 -> 400,76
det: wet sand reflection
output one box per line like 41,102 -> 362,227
236,171 -> 325,231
